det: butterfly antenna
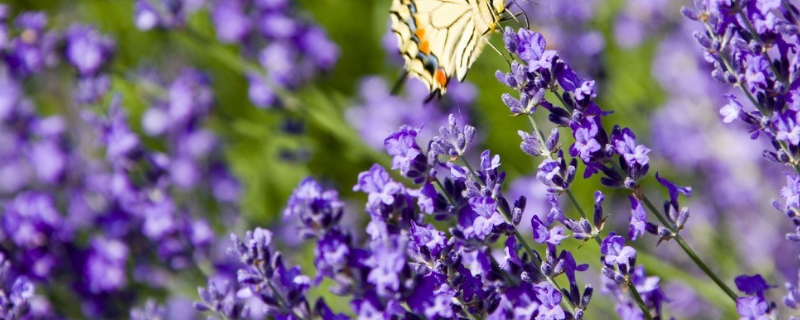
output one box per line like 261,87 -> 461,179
509,0 -> 530,29
391,70 -> 409,96
483,37 -> 512,68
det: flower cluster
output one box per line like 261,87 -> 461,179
134,0 -> 339,108
494,26 -> 733,319
682,0 -> 800,316
211,0 -> 339,107
0,7 -> 243,318
194,111 -> 604,319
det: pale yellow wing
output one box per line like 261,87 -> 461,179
390,0 -> 502,96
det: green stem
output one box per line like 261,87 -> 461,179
627,281 -> 656,320
640,196 -> 739,301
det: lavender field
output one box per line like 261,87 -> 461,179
0,0 -> 798,319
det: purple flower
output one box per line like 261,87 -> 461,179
534,283 -> 566,320
314,228 -> 351,279
611,127 -> 650,167
467,196 -> 504,240
570,122 -> 601,162
1,192 -> 63,250
260,13 -> 299,39
531,215 -> 567,245
246,72 -> 276,108
134,0 -> 159,30
168,69 -> 213,125
298,27 -> 340,70
353,164 -> 405,213
409,221 -> 447,259
655,172 -> 692,209
385,125 -> 428,183
720,94 -> 743,123
735,274 -> 773,298
601,233 -> 637,275
736,296 -> 770,320
64,24 -> 115,76
516,28 -> 547,64
84,236 -> 128,293
131,300 -> 166,320
212,0 -> 251,43
284,178 -> 344,237
775,110 -> 800,146
366,239 -> 407,297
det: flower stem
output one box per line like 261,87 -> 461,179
526,114 -> 603,245
639,195 -> 739,301
627,281 -> 656,320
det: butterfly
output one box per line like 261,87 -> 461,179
390,0 -> 508,99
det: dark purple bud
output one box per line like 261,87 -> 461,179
778,150 -> 791,163
681,6 -> 701,20
582,285 -> 593,307
193,302 -> 211,311
541,262 -> 554,277
549,107 -> 572,126
749,41 -> 763,54
487,295 -> 501,314
566,159 -> 577,185
578,219 -> 592,234
724,71 -> 738,84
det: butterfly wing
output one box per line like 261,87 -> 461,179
390,0 -> 496,96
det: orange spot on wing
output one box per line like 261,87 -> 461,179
435,69 -> 448,88
419,40 -> 430,55
415,27 -> 426,40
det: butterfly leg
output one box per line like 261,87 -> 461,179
391,70 -> 409,96
482,36 -> 513,68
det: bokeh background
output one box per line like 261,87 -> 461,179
2,0 -> 797,319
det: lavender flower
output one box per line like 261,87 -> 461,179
64,24 -> 115,77
0,252 -> 35,320
283,178 -> 344,238
84,236 -> 129,293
